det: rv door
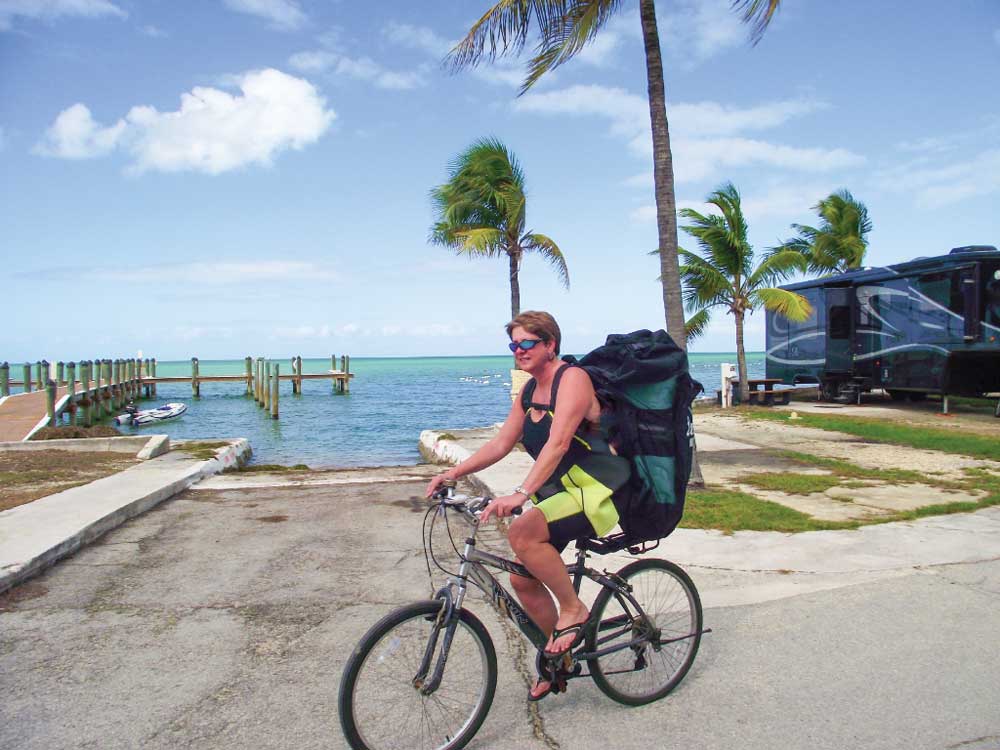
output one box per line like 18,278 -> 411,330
825,287 -> 852,374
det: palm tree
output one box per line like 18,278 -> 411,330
447,0 -> 784,349
680,182 -> 812,405
430,137 -> 569,319
779,190 -> 873,275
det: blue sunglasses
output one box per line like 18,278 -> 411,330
508,338 -> 545,352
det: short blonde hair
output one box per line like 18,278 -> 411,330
505,310 -> 561,355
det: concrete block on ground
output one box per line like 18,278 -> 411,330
136,434 -> 170,460
0,436 -> 151,454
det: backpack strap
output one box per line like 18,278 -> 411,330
521,363 -> 573,412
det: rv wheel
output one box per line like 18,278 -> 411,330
886,390 -> 907,402
820,381 -> 839,401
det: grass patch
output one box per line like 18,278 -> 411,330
737,472 -> 843,495
240,463 -> 311,472
681,488 -> 859,534
776,450 -> 929,484
175,441 -> 230,460
30,425 -> 122,440
745,409 -> 1000,461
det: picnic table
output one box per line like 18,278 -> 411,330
716,378 -> 791,406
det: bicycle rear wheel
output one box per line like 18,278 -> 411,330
588,558 -> 702,705
339,600 -> 497,750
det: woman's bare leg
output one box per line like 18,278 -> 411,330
508,509 -> 589,655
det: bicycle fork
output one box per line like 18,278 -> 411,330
412,541 -> 478,696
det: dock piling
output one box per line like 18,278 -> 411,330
81,361 -> 92,427
264,360 -> 271,411
192,357 -> 200,399
271,363 -> 279,419
0,362 -> 8,398
23,363 -> 31,394
66,362 -> 77,425
245,357 -> 253,396
56,361 -> 65,387
46,379 -> 57,427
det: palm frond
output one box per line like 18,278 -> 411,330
731,0 -> 783,44
523,232 -> 570,288
679,248 -> 732,309
451,227 -> 507,258
446,0 -> 622,94
751,287 -> 814,322
683,308 -> 712,343
747,248 -> 807,288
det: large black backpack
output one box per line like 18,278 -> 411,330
569,329 -> 703,544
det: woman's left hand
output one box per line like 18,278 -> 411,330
479,494 -> 526,523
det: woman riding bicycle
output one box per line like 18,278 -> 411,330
425,310 -> 630,701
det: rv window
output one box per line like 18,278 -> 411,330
829,305 -> 850,339
918,271 -> 963,315
985,263 -> 1000,327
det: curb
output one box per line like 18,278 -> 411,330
0,438 -> 252,595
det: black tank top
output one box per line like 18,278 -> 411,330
520,364 -> 625,500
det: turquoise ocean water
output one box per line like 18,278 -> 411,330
120,353 -> 764,468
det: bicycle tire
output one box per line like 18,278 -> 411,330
587,558 -> 703,706
339,600 -> 498,750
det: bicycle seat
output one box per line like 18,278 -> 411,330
576,532 -> 661,555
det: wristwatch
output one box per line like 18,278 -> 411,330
513,485 -> 530,499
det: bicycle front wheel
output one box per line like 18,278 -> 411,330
338,600 -> 498,750
588,558 -> 703,705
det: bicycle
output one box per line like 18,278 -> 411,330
338,481 -> 708,750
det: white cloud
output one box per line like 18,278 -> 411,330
288,50 -> 338,73
876,148 -> 1000,209
140,24 -> 166,38
106,260 -> 341,285
380,20 -> 530,88
671,99 -> 829,137
36,69 -> 335,174
574,30 -> 622,67
34,103 -> 126,158
517,84 -> 860,181
659,0 -> 746,66
383,21 -> 452,57
289,48 -> 426,89
0,0 -> 125,30
274,324 -> 333,339
674,137 -> 864,182
738,182 -> 840,221
222,0 -> 305,31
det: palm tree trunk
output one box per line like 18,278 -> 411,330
735,311 -> 749,405
639,0 -> 686,351
509,251 -> 521,319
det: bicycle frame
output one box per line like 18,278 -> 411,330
429,500 -> 657,657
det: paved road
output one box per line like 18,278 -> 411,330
2,469 -> 998,750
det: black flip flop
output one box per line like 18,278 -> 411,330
544,620 -> 588,658
527,679 -> 560,702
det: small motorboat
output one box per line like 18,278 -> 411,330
114,402 -> 187,426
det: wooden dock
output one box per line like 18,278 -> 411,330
0,355 -> 353,442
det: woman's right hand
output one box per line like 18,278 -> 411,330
425,471 -> 455,498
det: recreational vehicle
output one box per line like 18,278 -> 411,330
765,246 -> 1000,404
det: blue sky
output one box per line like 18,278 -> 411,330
2,0 -> 998,361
